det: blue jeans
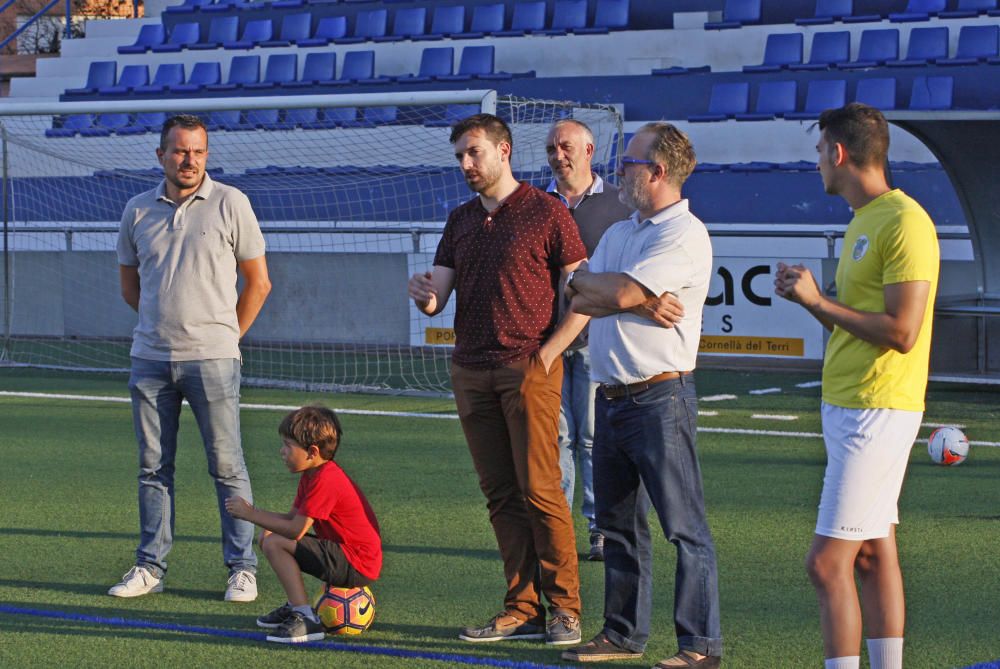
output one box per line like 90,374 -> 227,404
558,347 -> 598,532
128,357 -> 257,577
593,374 -> 723,656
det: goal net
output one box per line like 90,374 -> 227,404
0,91 -> 623,394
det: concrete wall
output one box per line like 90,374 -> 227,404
1,250 -> 411,344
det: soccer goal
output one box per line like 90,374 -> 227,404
0,91 -> 623,394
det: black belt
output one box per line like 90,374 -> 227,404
600,371 -> 691,399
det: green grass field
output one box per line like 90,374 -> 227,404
1,367 -> 998,669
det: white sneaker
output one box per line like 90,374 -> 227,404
224,570 -> 257,602
108,565 -> 163,598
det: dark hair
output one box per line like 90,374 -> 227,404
636,121 -> 696,187
278,406 -> 343,461
817,103 -> 889,169
160,114 -> 208,151
449,113 -> 513,149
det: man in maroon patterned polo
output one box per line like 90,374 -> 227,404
408,113 -> 588,647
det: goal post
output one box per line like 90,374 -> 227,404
0,91 -> 623,394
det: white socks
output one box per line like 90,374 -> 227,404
293,604 -> 319,622
866,637 -> 904,669
824,638 -> 903,669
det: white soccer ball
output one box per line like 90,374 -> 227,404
927,426 -> 970,466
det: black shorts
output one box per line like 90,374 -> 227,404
294,535 -> 372,588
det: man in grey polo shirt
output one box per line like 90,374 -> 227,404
545,119 -> 631,562
111,114 -> 272,602
562,123 -> 722,668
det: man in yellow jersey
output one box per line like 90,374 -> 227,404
774,103 -> 939,669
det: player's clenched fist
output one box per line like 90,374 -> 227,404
774,261 -> 822,308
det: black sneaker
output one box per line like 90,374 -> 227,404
588,532 -> 605,562
265,611 -> 325,644
256,603 -> 294,629
545,612 -> 581,646
458,612 -> 545,642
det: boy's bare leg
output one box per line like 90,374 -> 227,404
806,535 -> 864,658
260,533 -> 309,607
856,527 -> 905,639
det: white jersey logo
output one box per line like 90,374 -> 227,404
852,234 -> 870,262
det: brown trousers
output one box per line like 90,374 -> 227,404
451,353 -> 582,621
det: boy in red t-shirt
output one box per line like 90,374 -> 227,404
225,406 -> 382,644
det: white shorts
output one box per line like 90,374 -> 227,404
815,402 -> 922,540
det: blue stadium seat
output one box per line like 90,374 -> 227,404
539,0 -> 588,36
259,12 -> 313,47
283,107 -> 318,128
284,52 -> 336,87
736,80 -> 797,120
839,29 -> 899,69
796,0 -> 854,25
46,114 -> 95,138
202,0 -> 250,13
743,33 -> 803,72
65,60 -> 116,96
886,27 -> 947,66
453,3 -> 504,39
223,19 -> 273,49
330,50 -> 375,84
188,15 -> 238,50
97,64 -> 148,95
785,79 -> 847,119
939,25 -> 999,65
134,63 -> 185,94
164,0 -> 210,14
118,24 -> 165,54
855,77 -> 897,109
244,53 -> 297,89
116,111 -> 167,135
298,16 -> 347,47
150,21 -> 200,53
87,113 -> 133,136
437,45 -> 519,81
397,46 -> 453,83
272,0 -> 304,8
705,0 -> 761,29
170,61 -> 221,92
335,9 -> 388,43
688,82 -> 750,122
909,75 -> 954,109
207,110 -> 251,132
206,54 -> 259,90
790,31 -> 850,70
374,6 -> 426,42
343,106 -> 398,128
577,0 -> 630,34
889,0 -> 946,22
413,4 -> 465,40
423,103 -> 481,127
246,109 -> 281,129
940,0 -> 996,19
494,1 -> 545,37
320,107 -> 359,128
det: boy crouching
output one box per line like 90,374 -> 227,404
226,406 -> 382,643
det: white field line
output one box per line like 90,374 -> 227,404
795,381 -> 823,388
749,387 -> 782,395
4,391 -> 1000,447
922,422 -> 967,429
701,394 -> 737,402
751,414 -> 799,421
698,410 -> 719,417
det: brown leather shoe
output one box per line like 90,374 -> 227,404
561,634 -> 643,663
653,650 -> 722,668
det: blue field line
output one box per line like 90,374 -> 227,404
0,605 -> 568,669
965,661 -> 1000,669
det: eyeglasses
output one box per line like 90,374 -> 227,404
620,157 -> 656,167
